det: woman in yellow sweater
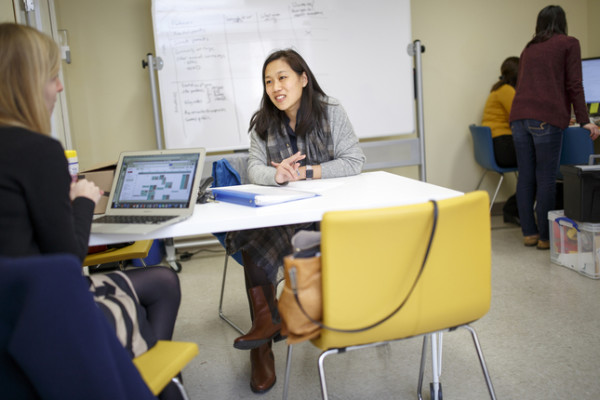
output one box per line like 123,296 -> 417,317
482,56 -> 519,224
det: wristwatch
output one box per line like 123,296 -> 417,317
305,165 -> 313,180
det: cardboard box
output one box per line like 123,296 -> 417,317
549,210 -> 600,279
79,161 -> 116,214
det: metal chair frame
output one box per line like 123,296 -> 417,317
218,255 -> 246,335
283,326 -> 496,400
470,124 -> 518,211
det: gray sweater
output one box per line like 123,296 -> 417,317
247,97 -> 366,185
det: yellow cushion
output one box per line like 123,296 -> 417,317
83,240 -> 153,266
313,191 -> 491,350
133,340 -> 199,395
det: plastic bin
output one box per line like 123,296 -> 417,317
549,210 -> 600,279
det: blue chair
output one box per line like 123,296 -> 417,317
558,127 -> 595,179
470,124 -> 518,211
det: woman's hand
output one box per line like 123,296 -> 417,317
583,123 -> 600,141
70,179 -> 103,204
271,151 -> 306,184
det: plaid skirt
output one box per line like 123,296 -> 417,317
225,222 -> 317,286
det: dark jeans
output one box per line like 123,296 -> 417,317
511,119 -> 563,241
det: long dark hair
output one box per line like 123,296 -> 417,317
491,56 -> 519,92
249,49 -> 327,140
527,5 -> 567,47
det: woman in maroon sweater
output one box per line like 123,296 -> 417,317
509,5 -> 600,249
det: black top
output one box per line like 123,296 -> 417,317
0,126 -> 94,261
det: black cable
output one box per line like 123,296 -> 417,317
177,247 -> 227,262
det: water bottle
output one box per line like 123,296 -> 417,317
64,149 -> 79,182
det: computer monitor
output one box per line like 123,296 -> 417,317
582,57 -> 600,117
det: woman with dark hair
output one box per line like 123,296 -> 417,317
510,5 -> 599,249
482,56 -> 520,224
226,49 -> 365,393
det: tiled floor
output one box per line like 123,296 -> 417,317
169,217 -> 600,399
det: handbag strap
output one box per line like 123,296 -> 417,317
290,199 -> 439,334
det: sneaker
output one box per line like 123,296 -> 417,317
524,235 -> 539,247
537,240 -> 550,250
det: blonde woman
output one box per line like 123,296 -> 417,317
0,23 -> 182,400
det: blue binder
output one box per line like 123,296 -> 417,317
211,186 -> 318,207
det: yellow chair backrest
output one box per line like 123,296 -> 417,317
313,191 -> 491,350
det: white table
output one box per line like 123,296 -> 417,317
89,171 -> 462,247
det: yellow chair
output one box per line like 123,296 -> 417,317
133,340 -> 199,399
282,191 -> 496,400
83,240 -> 154,270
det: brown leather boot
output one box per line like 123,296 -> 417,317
250,341 -> 276,393
234,285 -> 282,350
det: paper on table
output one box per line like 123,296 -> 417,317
211,184 -> 319,207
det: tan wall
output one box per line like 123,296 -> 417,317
53,0 -> 157,170
52,0 -> 593,194
0,0 -> 15,22
589,0 -> 600,57
412,0 -> 590,198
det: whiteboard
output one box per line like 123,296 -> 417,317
152,0 -> 414,151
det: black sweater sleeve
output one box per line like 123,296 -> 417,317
25,139 -> 95,262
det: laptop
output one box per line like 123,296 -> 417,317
91,148 -> 206,235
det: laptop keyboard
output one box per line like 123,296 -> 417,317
93,215 -> 177,225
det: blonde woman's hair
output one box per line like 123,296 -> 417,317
0,23 -> 60,135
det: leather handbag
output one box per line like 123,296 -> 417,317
279,231 -> 322,344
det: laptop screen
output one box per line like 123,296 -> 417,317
110,153 -> 200,209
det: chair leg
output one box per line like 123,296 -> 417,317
419,326 -> 496,399
490,174 -> 504,212
476,171 -> 488,191
171,376 -> 191,400
417,333 -> 444,400
417,335 -> 428,400
317,348 -> 339,400
218,255 -> 245,335
461,325 -> 497,400
282,344 -> 294,400
430,332 -> 443,400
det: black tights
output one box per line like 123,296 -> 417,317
125,266 -> 183,400
124,266 -> 181,341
